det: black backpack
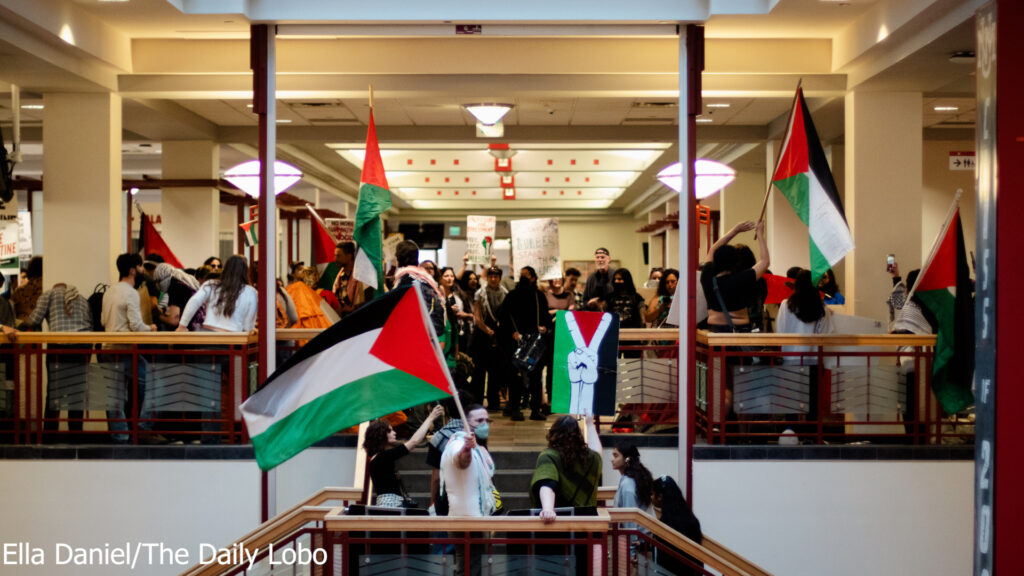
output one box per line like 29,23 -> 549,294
88,283 -> 107,332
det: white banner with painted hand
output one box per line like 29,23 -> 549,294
466,215 -> 496,266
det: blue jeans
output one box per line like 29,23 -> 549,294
106,355 -> 154,442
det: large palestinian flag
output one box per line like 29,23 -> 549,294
241,284 -> 453,470
552,311 -> 619,416
911,207 -> 974,415
352,110 -> 392,296
771,86 -> 854,284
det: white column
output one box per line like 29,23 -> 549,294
42,93 -> 122,289
161,141 -> 220,269
844,91 -> 922,322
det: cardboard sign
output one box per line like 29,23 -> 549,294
325,218 -> 354,243
382,233 -> 404,267
466,215 -> 496,266
510,217 -> 561,281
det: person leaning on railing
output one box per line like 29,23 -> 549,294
531,412 -> 603,523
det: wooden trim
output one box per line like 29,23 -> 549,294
697,329 -> 935,347
606,509 -> 770,576
323,509 -> 613,533
1,332 -> 257,345
596,486 -> 618,502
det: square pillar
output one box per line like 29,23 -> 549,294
161,141 -> 220,268
844,91 -> 923,322
42,93 -> 122,289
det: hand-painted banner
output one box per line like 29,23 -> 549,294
382,233 -> 404,268
0,196 -> 19,275
510,217 -> 561,281
325,218 -> 355,243
466,215 -> 496,266
552,310 -> 618,416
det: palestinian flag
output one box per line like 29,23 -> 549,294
771,86 -> 854,284
306,205 -> 340,291
239,220 -> 258,247
139,210 -> 183,268
352,110 -> 392,296
240,284 -> 453,470
552,310 -> 619,416
910,207 -> 974,415
764,273 -> 796,305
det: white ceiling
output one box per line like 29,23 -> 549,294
0,0 -> 981,219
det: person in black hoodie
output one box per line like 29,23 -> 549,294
498,266 -> 551,421
606,268 -> 645,358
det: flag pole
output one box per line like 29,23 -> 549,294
757,80 -> 803,223
305,203 -> 340,244
907,189 -> 963,301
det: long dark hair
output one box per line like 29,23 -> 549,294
213,255 -> 250,318
657,268 -> 679,297
787,269 -> 826,324
653,476 -> 702,543
547,415 -> 589,468
363,419 -> 392,457
617,443 -> 653,508
612,268 -> 638,295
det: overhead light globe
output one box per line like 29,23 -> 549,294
224,160 -> 302,198
657,159 -> 736,199
464,103 -> 513,126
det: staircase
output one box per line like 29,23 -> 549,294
396,448 -> 541,512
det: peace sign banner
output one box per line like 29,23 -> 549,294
551,310 -> 619,416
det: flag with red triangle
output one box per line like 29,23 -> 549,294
352,110 -> 392,297
771,85 -> 854,284
910,207 -> 974,415
240,284 -> 453,470
306,205 -> 342,291
552,310 -> 619,416
139,210 -> 183,269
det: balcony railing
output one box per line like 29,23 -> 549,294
0,329 -> 971,446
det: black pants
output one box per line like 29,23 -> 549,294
471,338 -> 507,409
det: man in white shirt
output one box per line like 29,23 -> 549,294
440,405 -> 495,517
102,253 -> 161,443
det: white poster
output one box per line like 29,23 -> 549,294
466,215 -> 496,266
325,218 -> 354,243
0,197 -> 18,274
382,233 -> 404,268
510,217 -> 561,281
17,210 -> 32,258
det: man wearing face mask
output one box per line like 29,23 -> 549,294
440,405 -> 497,517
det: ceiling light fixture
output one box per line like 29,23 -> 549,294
695,118 -> 714,123
706,103 -> 731,108
949,50 -> 976,65
657,159 -> 736,199
934,106 -> 960,112
20,104 -> 44,110
464,103 -> 513,125
224,160 -> 302,198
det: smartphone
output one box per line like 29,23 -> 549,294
886,254 -> 895,272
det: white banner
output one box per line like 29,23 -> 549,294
0,197 -> 19,274
382,233 -> 404,268
17,210 -> 32,258
510,217 -> 561,281
325,218 -> 354,243
466,215 -> 496,266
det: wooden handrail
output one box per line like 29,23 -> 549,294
607,508 -> 772,576
697,330 -> 935,347
324,508 -> 613,533
179,487 -> 363,576
1,331 -> 257,345
596,486 -> 618,502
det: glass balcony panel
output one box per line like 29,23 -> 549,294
732,365 -> 811,415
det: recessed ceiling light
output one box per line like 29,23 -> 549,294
276,119 -> 292,123
695,118 -> 714,123
934,106 -> 959,112
706,103 -> 730,109
20,104 -> 44,110
246,104 -> 254,108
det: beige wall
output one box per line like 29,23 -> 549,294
923,140 -> 976,266
719,168 -> 768,262
558,215 -> 645,278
